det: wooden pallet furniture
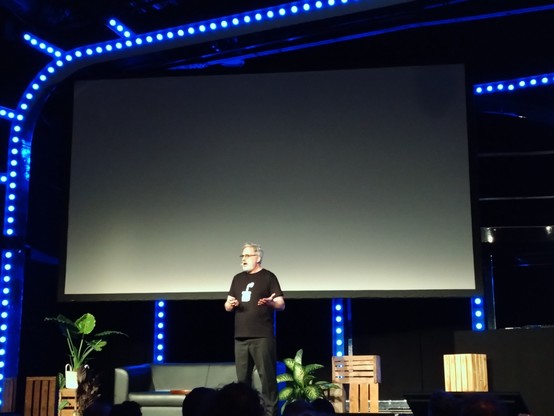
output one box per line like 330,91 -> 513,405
331,355 -> 381,414
24,376 -> 57,416
58,388 -> 78,416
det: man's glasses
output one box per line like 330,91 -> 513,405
239,254 -> 258,258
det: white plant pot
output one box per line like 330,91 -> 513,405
65,364 -> 78,389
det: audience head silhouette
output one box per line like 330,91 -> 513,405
282,399 -> 317,416
208,382 -> 264,416
182,387 -> 217,416
109,401 -> 142,416
428,390 -> 461,416
82,401 -> 111,416
311,398 -> 336,415
459,393 -> 508,416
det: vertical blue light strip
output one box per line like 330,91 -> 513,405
154,300 -> 166,362
332,299 -> 345,356
0,249 -> 24,408
471,296 -> 485,331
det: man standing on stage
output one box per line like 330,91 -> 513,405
225,243 -> 285,416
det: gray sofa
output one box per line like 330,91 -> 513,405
114,363 -> 261,416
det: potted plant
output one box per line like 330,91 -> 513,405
45,312 -> 126,388
276,349 -> 339,413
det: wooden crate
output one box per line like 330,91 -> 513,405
443,353 -> 488,392
332,355 -> 381,414
59,388 -> 78,416
24,377 -> 57,416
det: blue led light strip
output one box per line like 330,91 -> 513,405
106,18 -> 136,38
0,107 -> 19,122
22,34 -> 64,58
154,301 -> 166,362
0,249 -> 24,408
471,296 -> 485,331
474,73 -> 554,95
332,299 -> 345,356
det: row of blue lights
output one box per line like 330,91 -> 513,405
0,107 -> 21,121
0,253 -> 10,369
107,18 -> 136,38
471,296 -> 485,331
22,0 -> 354,78
474,73 -> 554,95
332,299 -> 345,356
154,301 -> 166,362
0,250 -> 16,407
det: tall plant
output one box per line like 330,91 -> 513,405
45,312 -> 126,370
276,349 -> 339,412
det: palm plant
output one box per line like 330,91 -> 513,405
276,349 -> 339,413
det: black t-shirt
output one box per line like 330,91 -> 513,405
228,268 -> 283,338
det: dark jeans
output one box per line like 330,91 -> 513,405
235,337 -> 278,416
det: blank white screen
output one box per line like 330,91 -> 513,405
64,64 -> 477,300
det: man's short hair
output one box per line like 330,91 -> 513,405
243,243 -> 263,261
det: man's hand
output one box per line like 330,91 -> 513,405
225,296 -> 239,311
258,293 -> 276,306
258,293 -> 285,311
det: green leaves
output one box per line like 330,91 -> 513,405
276,373 -> 294,383
45,313 -> 127,373
75,313 -> 96,335
292,362 -> 305,387
303,385 -> 322,401
276,349 -> 339,413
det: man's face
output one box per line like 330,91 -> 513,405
241,246 -> 260,273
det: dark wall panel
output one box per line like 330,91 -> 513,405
455,328 -> 554,416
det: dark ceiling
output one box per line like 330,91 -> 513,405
2,0 -> 554,270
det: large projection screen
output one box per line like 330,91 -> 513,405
63,64 -> 479,300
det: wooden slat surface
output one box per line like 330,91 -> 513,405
24,377 -> 57,416
332,355 -> 381,413
443,353 -> 488,392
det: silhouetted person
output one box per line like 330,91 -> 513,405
459,393 -> 508,416
182,387 -> 217,416
208,382 -> 265,416
109,401 -> 142,416
428,390 -> 461,416
82,401 -> 111,416
282,399 -> 317,416
311,398 -> 336,415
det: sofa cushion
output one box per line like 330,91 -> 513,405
205,363 -> 238,389
152,363 -> 223,391
128,391 -> 186,407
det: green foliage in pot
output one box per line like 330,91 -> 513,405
45,312 -> 126,371
276,349 -> 339,412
